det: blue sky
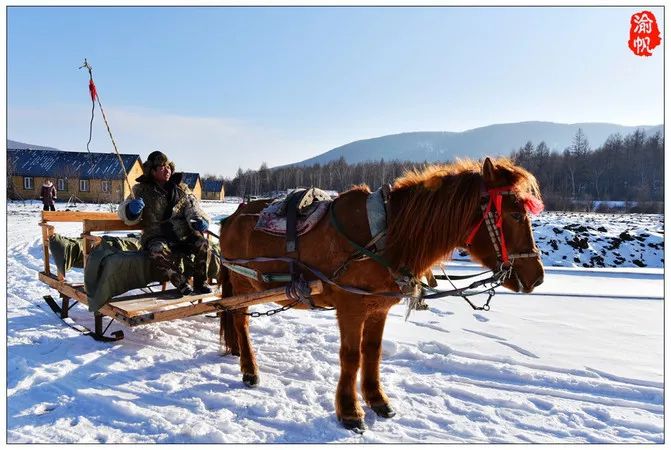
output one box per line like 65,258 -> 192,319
7,6 -> 664,177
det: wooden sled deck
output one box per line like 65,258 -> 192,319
38,210 -> 322,340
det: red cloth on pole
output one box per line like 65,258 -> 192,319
89,79 -> 97,101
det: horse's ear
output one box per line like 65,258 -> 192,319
482,157 -> 497,184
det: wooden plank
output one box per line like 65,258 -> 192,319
104,279 -> 279,316
108,290 -> 222,316
82,233 -> 89,271
82,219 -> 140,232
40,224 -> 52,275
109,280 -> 324,324
39,271 -> 88,303
42,211 -> 119,223
38,271 -> 117,318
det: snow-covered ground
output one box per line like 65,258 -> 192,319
6,200 -> 664,443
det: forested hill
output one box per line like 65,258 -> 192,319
226,128 -> 663,212
291,122 -> 662,167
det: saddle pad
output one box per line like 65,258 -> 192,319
255,200 -> 330,237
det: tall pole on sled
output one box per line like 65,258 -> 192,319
79,58 -> 135,199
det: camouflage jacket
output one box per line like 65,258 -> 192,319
118,172 -> 210,247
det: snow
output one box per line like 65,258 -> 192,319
6,200 -> 664,443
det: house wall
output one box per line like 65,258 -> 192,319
10,160 -> 145,204
123,160 -> 144,200
202,188 -> 225,201
191,179 -> 202,199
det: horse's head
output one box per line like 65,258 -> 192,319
464,157 -> 545,293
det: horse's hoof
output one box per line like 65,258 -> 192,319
339,417 -> 366,434
242,373 -> 259,387
371,403 -> 396,418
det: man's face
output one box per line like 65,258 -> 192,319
152,163 -> 172,183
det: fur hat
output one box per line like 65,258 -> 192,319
142,151 -> 176,176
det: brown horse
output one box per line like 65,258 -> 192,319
218,157 -> 544,432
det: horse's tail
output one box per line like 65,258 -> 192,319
218,264 -> 239,356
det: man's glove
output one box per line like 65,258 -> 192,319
191,218 -> 209,232
127,198 -> 145,217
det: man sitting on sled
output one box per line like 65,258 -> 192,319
118,150 -> 212,296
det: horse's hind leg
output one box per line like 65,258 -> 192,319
335,309 -> 366,431
361,307 -> 395,418
234,310 -> 260,387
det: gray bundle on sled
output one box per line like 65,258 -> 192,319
48,233 -> 221,312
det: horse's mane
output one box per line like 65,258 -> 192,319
385,157 -> 542,275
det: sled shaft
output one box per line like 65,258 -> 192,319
110,281 -> 324,325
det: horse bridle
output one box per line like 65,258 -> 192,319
464,185 -> 541,267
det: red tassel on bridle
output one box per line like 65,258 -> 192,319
523,196 -> 544,216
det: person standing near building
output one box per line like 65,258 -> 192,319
118,151 -> 212,296
40,178 -> 57,211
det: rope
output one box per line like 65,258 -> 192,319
79,59 -> 135,199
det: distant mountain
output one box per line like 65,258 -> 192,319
292,122 -> 664,166
7,139 -> 62,151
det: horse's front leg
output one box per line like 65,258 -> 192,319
335,309 -> 366,431
361,307 -> 395,418
234,310 -> 260,387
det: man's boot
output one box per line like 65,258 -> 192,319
170,272 -> 193,297
193,274 -> 212,295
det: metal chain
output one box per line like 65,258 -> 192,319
244,301 -> 299,317
219,300 -> 335,318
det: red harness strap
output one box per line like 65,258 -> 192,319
465,186 -> 512,264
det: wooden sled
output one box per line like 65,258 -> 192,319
38,211 -> 323,342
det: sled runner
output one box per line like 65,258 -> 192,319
37,210 -> 323,341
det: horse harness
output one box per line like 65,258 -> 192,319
329,184 -> 540,308
220,184 -> 540,315
222,189 -> 337,313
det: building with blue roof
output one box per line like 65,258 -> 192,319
201,178 -> 225,201
181,172 -> 202,199
7,149 -> 143,203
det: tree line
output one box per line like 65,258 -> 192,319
509,129 -> 663,212
202,128 -> 663,212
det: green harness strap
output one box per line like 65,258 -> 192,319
329,202 -> 396,271
223,263 -> 293,284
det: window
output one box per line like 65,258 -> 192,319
79,179 -> 89,192
101,180 -> 110,193
23,177 -> 33,190
57,178 -> 66,191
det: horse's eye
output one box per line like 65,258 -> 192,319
511,212 -> 524,222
